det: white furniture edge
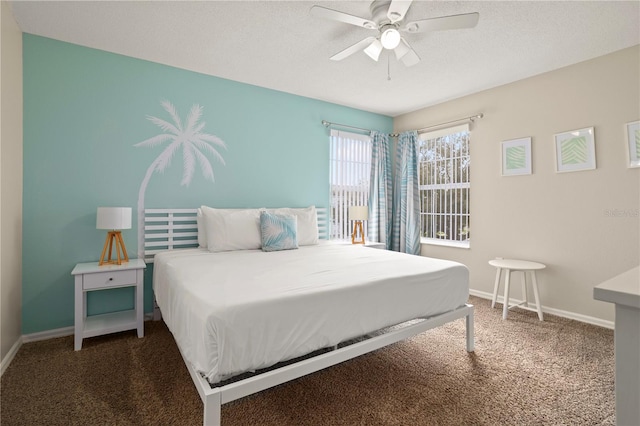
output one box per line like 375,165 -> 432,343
593,266 -> 640,308
145,207 -> 475,426
593,266 -> 640,426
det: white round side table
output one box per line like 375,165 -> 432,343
489,258 -> 546,321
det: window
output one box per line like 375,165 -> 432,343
329,130 -> 372,240
418,124 -> 470,247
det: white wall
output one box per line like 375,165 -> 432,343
1,0 -> 24,365
395,46 -> 640,323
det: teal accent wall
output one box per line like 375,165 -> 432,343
22,34 -> 392,334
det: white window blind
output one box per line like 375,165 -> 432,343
418,123 -> 470,246
329,130 -> 372,240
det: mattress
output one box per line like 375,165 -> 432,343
153,242 -> 469,384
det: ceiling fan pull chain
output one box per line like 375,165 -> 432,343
387,53 -> 391,81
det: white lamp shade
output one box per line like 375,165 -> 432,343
97,207 -> 132,230
349,206 -> 369,221
363,39 -> 383,61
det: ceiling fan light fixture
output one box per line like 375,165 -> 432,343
380,27 -> 401,50
363,39 -> 383,61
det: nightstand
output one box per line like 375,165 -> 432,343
71,259 -> 146,350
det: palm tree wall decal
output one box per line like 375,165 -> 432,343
134,100 -> 227,258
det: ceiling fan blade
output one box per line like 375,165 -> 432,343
310,5 -> 377,30
394,38 -> 411,60
330,36 -> 377,61
395,39 -> 420,67
403,12 -> 479,33
387,0 -> 413,23
401,49 -> 420,67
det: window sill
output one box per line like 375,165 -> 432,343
420,238 -> 470,249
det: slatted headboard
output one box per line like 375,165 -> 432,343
143,207 -> 329,263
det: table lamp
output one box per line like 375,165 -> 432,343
349,205 -> 368,244
97,207 -> 132,266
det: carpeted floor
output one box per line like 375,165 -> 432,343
0,296 -> 615,425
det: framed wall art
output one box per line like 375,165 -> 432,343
626,120 -> 640,168
501,137 -> 531,176
554,127 -> 596,173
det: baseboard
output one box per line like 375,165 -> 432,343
21,313 -> 156,343
469,289 -> 614,329
22,326 -> 74,343
0,337 -> 23,376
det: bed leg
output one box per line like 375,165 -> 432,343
153,299 -> 162,321
203,390 -> 221,426
465,306 -> 475,353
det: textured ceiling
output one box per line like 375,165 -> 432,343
9,0 -> 640,117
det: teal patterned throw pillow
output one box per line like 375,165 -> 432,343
260,211 -> 298,252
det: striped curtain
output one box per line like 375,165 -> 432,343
391,130 -> 421,255
368,131 -> 392,248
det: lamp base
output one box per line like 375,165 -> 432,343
351,221 -> 365,244
99,231 -> 129,266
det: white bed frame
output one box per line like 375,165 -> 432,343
144,207 -> 474,426
143,207 -> 330,263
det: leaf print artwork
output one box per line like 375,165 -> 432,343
501,137 -> 531,176
505,146 -> 526,170
560,136 -> 588,165
555,127 -> 595,172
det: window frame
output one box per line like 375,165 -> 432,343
329,130 -> 372,241
417,124 -> 471,249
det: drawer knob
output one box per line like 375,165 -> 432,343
108,277 -> 113,281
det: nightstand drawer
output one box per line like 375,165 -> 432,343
83,269 -> 137,290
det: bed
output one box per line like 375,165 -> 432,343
146,207 -> 474,426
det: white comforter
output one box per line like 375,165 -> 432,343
153,243 -> 468,384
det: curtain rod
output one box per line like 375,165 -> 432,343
390,113 -> 484,137
322,113 -> 484,138
321,120 -> 372,134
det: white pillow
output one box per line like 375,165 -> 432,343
201,206 -> 262,252
269,206 -> 318,246
201,205 -> 245,217
196,208 -> 207,248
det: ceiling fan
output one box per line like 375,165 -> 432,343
310,0 -> 479,67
